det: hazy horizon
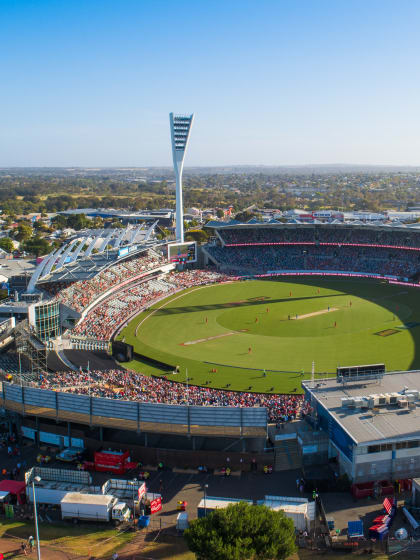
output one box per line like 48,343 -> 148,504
2,0 -> 420,167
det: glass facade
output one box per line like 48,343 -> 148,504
34,301 -> 61,341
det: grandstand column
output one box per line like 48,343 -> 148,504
35,416 -> 40,448
55,392 -> 59,422
14,413 -> 22,445
7,414 -> 13,439
144,433 -> 148,447
67,422 -> 72,447
192,436 -> 196,451
99,427 -> 103,442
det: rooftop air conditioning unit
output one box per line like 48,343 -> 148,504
353,397 -> 364,408
377,394 -> 387,406
398,399 -> 409,408
370,394 -> 380,406
360,398 -> 369,409
388,393 -> 399,405
406,394 -> 416,403
341,398 -> 350,408
347,398 -> 356,408
406,390 -> 419,400
368,397 -> 375,408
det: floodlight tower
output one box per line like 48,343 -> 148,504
170,112 -> 194,242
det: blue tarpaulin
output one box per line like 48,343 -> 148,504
348,520 -> 364,538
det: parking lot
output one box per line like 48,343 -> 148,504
1,435 -> 414,542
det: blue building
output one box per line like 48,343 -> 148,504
303,373 -> 420,483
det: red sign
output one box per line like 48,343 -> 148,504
150,497 -> 162,514
138,482 -> 146,500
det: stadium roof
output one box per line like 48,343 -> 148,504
303,372 -> 420,445
59,208 -> 173,221
27,223 -> 163,291
204,220 -> 420,232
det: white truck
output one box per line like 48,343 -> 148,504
60,492 -> 131,524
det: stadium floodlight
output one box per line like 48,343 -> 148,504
170,112 -> 194,243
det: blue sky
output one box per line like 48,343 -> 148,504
1,0 -> 420,166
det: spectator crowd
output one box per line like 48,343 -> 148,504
45,249 -> 166,313
73,269 -> 230,340
37,368 -> 310,424
207,244 -> 420,278
218,225 -> 420,248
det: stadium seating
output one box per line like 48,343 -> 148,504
46,249 -> 166,313
37,367 -> 310,424
72,270 -> 228,341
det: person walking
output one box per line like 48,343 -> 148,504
28,536 -> 35,552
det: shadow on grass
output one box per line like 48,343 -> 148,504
142,533 -> 194,559
151,294 -> 343,316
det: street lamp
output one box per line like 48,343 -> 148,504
128,479 -> 138,523
32,475 -> 42,560
204,484 -> 209,517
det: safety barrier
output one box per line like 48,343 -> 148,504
1,382 -> 267,438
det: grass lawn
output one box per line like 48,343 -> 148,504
118,277 -> 420,394
115,536 -> 407,560
0,519 -> 135,557
141,535 -> 195,559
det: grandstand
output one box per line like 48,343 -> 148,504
203,223 -> 420,281
3,222 -> 420,469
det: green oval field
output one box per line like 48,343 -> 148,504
118,278 -> 420,393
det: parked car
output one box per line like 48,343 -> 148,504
56,448 -> 85,463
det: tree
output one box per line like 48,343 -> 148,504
111,220 -> 124,228
216,209 -> 225,218
66,213 -> 90,230
185,229 -> 209,243
184,502 -> 296,560
0,237 -> 14,253
23,236 -> 52,257
234,210 -> 255,222
15,222 -> 33,242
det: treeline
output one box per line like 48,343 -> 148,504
2,172 -> 420,217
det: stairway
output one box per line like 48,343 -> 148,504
274,438 -> 302,471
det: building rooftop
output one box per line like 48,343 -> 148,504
0,259 -> 36,280
304,371 -> 420,445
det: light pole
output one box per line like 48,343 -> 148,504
32,475 -> 41,560
129,479 -> 138,524
204,484 -> 208,517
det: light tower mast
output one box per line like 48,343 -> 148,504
169,112 -> 194,242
